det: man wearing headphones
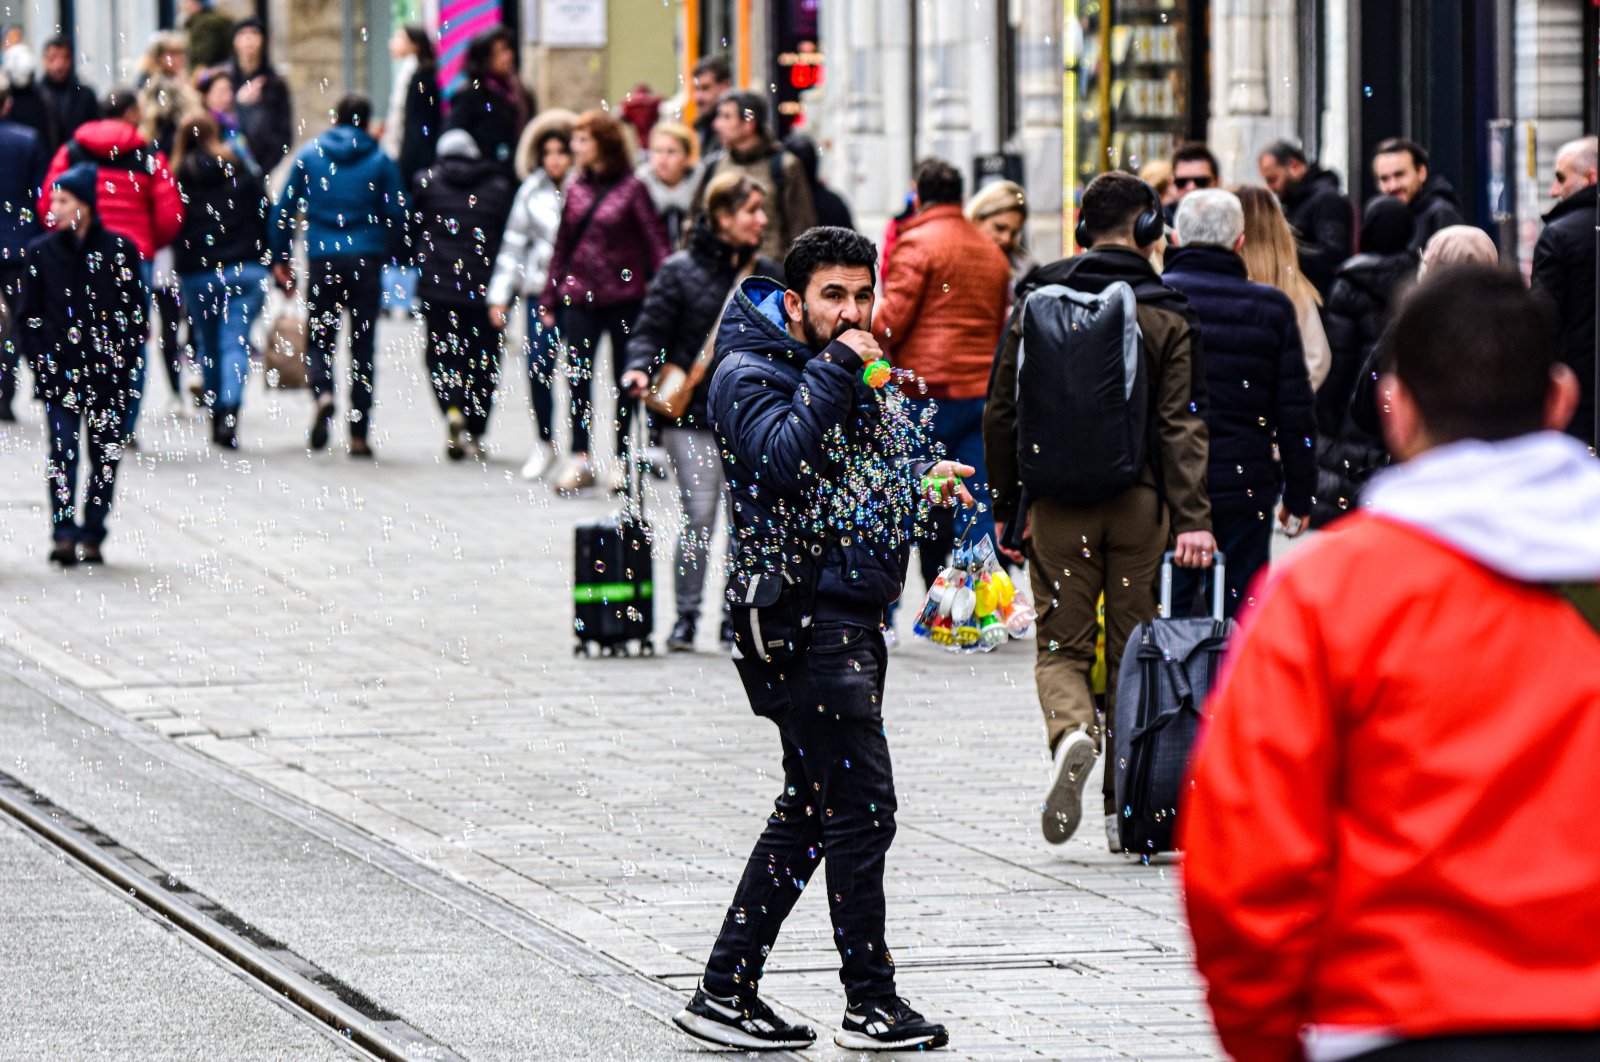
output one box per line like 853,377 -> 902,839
983,171 -> 1216,850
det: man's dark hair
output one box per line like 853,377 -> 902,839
103,88 -> 139,120
334,94 -> 372,129
693,56 -> 730,83
1079,171 -> 1154,244
717,89 -> 769,139
1171,141 -> 1219,177
1383,265 -> 1554,443
1261,139 -> 1308,167
42,34 -> 71,54
784,226 -> 879,298
914,158 -> 963,207
1375,137 -> 1428,170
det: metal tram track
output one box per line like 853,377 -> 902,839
0,769 -> 463,1062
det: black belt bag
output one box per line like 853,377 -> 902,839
728,569 -> 812,664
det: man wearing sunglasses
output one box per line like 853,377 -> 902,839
1167,141 -> 1221,222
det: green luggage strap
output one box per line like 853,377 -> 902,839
1554,582 -> 1600,638
574,581 -> 653,604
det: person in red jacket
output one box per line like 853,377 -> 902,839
1182,264 -> 1600,1062
39,89 -> 184,440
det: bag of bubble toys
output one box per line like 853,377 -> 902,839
912,536 -> 1036,651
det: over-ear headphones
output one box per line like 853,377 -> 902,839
1075,178 -> 1166,251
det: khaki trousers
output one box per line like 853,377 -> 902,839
1026,487 -> 1168,789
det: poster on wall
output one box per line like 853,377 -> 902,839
540,0 -> 606,47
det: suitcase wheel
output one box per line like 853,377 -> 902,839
638,641 -> 655,657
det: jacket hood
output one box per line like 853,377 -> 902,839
1337,250 -> 1417,301
1363,432 -> 1600,581
1412,174 -> 1462,214
73,119 -> 150,158
715,275 -> 809,366
1164,243 -> 1248,279
1018,245 -> 1191,317
434,154 -> 501,187
1283,166 -> 1342,208
1543,182 -> 1598,224
319,125 -> 381,163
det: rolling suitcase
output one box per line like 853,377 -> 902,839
573,414 -> 654,656
1112,552 -> 1233,858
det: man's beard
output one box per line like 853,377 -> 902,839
799,308 -> 854,352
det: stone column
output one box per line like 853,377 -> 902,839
919,0 -> 975,167
1208,0 -> 1294,183
818,0 -> 913,243
1017,0 -> 1063,256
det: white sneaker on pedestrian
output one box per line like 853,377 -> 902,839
520,441 -> 554,480
1106,813 -> 1125,854
553,454 -> 595,495
1041,729 -> 1097,844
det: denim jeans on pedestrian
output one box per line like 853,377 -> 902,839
524,301 -> 560,444
661,426 -> 732,620
306,256 -> 383,437
124,260 -> 156,438
704,622 -> 899,1005
180,262 -> 270,411
45,402 -> 125,546
558,301 -> 640,457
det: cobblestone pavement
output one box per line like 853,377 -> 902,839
0,318 -> 1221,1060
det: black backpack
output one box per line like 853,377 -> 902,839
1015,281 -> 1149,506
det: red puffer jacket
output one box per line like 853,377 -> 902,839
40,119 -> 184,260
1183,496 -> 1600,1062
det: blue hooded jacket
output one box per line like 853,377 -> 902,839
270,125 -> 405,263
0,119 -> 45,268
708,276 -> 928,625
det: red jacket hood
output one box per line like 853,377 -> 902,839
70,120 -> 151,159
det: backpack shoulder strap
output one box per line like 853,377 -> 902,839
1555,582 -> 1600,638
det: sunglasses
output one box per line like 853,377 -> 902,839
1174,175 -> 1214,189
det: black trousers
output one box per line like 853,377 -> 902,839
306,256 -> 382,436
422,302 -> 502,436
1356,1032 -> 1600,1061
558,301 -> 640,457
0,264 -> 23,409
46,402 -> 124,546
703,622 -> 899,1005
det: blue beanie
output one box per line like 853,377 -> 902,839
53,163 -> 99,212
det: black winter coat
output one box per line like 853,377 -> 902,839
1313,249 -> 1417,525
623,221 -> 782,429
173,153 -> 269,276
39,75 -> 99,149
1281,167 -> 1352,298
398,68 -> 443,188
229,63 -> 294,173
1162,245 -> 1317,516
709,276 -> 932,624
1408,175 -> 1466,252
407,155 -> 516,307
14,223 -> 147,408
1531,184 -> 1597,448
445,80 -> 532,180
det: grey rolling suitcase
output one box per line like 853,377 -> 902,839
1112,552 -> 1233,858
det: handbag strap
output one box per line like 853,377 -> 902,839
689,258 -> 757,374
565,178 -> 620,252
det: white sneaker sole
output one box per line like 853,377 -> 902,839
672,1009 -> 814,1051
834,1028 -> 946,1051
1042,734 -> 1097,844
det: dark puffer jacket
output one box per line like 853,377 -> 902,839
1408,175 -> 1466,252
14,222 -> 147,409
407,153 -> 516,307
228,62 -> 294,173
709,277 -> 929,625
1280,166 -> 1353,298
623,218 -> 782,429
173,152 -> 269,276
1313,249 -> 1417,525
1531,184 -> 1597,448
1162,244 -> 1317,517
445,78 -> 532,179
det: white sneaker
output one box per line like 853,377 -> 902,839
1041,729 -> 1097,844
520,441 -> 554,480
1106,812 -> 1125,854
552,454 -> 596,494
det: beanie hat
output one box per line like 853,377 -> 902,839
53,162 -> 99,211
436,128 -> 481,160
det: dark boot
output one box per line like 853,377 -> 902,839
213,405 -> 239,450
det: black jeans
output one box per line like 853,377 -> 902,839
703,622 -> 899,1005
46,402 -> 124,546
558,301 -> 639,457
1356,1032 -> 1600,1061
306,256 -> 382,436
1172,503 -> 1274,620
0,264 -> 23,409
422,302 -> 502,436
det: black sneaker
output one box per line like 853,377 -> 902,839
80,543 -> 104,565
667,615 -> 696,653
48,541 -> 78,567
672,983 -> 816,1051
309,398 -> 334,451
836,997 -> 948,1052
